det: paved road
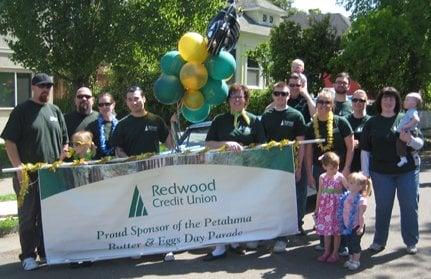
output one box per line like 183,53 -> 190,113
1,169 -> 430,278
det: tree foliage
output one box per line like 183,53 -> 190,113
332,1 -> 431,100
0,0 -> 127,90
0,0 -> 224,118
268,0 -> 294,11
250,14 -> 341,94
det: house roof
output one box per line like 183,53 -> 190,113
238,0 -> 286,14
238,13 -> 272,36
285,13 -> 351,36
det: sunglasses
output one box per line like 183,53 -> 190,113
289,84 -> 301,88
36,84 -> 53,89
273,91 -> 288,97
352,98 -> 366,103
76,95 -> 92,100
316,100 -> 331,105
98,102 -> 112,107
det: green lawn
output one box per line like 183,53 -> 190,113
0,194 -> 16,202
0,217 -> 18,237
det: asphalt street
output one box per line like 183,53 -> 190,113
0,167 -> 430,278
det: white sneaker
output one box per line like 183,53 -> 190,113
272,240 -> 287,253
164,252 -> 175,262
246,241 -> 259,249
368,242 -> 384,252
406,245 -> 417,254
343,260 -> 353,268
347,260 -> 360,271
397,157 -> 408,167
22,257 -> 39,271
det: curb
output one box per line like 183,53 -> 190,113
0,201 -> 17,218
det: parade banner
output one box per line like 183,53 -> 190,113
39,146 -> 298,264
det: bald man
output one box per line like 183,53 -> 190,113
64,87 -> 99,139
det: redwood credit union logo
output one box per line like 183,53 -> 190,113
129,186 -> 148,218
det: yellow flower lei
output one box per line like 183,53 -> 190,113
313,111 -> 334,152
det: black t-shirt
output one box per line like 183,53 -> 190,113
1,100 -> 68,164
288,96 -> 311,123
346,113 -> 371,172
111,112 -> 169,156
305,115 -> 353,168
86,117 -> 117,159
261,107 -> 306,141
361,114 -> 417,174
205,112 -> 266,145
64,110 -> 99,140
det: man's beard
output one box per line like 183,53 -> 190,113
78,103 -> 91,115
38,93 -> 49,103
336,87 -> 347,95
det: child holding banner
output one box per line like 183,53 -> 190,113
315,152 -> 347,263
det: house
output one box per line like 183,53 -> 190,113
0,35 -> 33,142
235,0 -> 351,89
235,0 -> 287,89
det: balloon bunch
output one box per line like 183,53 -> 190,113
154,32 -> 236,123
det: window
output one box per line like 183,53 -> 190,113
0,72 -> 31,108
263,14 -> 267,22
246,57 -> 263,87
269,16 -> 274,24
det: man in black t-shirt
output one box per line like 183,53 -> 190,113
333,72 -> 353,117
111,86 -> 173,156
64,87 -> 99,139
1,73 -> 68,271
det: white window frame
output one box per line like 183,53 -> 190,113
0,71 -> 32,109
246,57 -> 265,89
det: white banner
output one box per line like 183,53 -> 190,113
39,148 -> 298,264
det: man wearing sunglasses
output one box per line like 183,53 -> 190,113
1,73 -> 68,270
64,87 -> 99,140
333,72 -> 353,117
287,73 -> 316,123
261,81 -> 307,252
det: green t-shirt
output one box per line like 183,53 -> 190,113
1,100 -> 68,164
361,114 -> 417,174
205,112 -> 266,145
86,118 -> 116,159
305,115 -> 353,167
346,113 -> 371,172
261,107 -> 306,141
64,110 -> 99,140
111,112 -> 169,156
334,100 -> 352,117
288,96 -> 311,123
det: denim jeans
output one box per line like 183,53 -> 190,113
370,169 -> 419,247
296,163 -> 307,227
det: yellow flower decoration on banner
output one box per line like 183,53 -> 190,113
17,162 -> 47,208
313,111 -> 334,152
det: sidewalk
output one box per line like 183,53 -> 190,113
0,177 -> 16,218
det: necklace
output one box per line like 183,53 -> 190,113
338,191 -> 361,235
313,111 -> 334,151
97,115 -> 118,156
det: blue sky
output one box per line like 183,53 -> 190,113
292,0 -> 351,16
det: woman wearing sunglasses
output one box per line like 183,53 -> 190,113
87,93 -> 118,159
346,90 -> 371,172
305,88 -> 354,188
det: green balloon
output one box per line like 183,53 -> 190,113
161,51 -> 186,76
205,50 -> 236,80
201,78 -> 228,105
153,74 -> 184,105
181,102 -> 210,123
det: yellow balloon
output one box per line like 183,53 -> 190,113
183,90 -> 204,110
180,62 -> 208,90
178,32 -> 208,63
